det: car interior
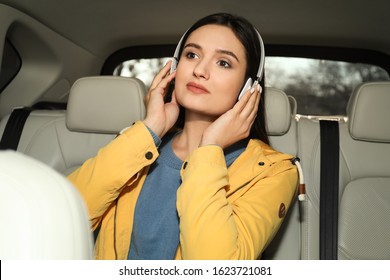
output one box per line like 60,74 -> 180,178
0,0 -> 389,260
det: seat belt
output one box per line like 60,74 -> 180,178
0,103 -> 66,151
0,107 -> 33,150
319,119 -> 339,260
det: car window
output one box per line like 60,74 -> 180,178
0,39 -> 22,93
113,57 -> 389,116
113,58 -> 171,89
266,57 -> 389,116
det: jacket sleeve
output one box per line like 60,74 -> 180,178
177,145 -> 298,260
67,121 -> 159,229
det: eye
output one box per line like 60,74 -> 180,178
217,60 -> 231,68
185,51 -> 199,60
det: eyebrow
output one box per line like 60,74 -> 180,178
183,43 -> 240,62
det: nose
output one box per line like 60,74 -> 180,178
193,59 -> 210,80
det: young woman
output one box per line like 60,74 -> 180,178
68,13 -> 298,260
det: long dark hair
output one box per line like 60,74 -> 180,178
166,12 -> 269,144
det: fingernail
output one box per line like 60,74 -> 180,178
165,58 -> 174,66
257,84 -> 261,93
250,87 -> 255,94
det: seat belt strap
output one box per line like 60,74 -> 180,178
0,107 -> 33,150
319,120 -> 339,260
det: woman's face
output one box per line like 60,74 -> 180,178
174,24 -> 247,117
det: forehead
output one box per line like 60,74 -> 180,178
186,24 -> 246,57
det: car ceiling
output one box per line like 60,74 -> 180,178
1,0 -> 389,61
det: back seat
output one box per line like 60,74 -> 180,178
298,81 -> 390,259
263,88 -> 301,260
0,76 -> 146,175
338,82 -> 390,259
0,76 -> 388,260
0,81 -> 301,259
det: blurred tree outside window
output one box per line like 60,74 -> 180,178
114,57 -> 389,116
114,58 -> 170,89
265,57 -> 389,116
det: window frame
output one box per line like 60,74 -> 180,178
0,38 -> 22,93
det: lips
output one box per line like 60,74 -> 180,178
186,82 -> 209,94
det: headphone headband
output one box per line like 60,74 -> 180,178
172,27 -> 265,82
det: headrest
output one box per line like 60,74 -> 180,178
288,95 -> 298,115
0,151 -> 93,259
66,76 -> 146,134
347,81 -> 390,142
265,87 -> 292,136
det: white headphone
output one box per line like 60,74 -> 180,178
170,27 -> 265,100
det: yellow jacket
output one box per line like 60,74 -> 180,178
68,121 -> 298,260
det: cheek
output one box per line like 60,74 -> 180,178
173,65 -> 188,93
210,83 -> 241,113
220,77 -> 245,102
220,93 -> 238,111
174,61 -> 188,81
173,76 -> 186,103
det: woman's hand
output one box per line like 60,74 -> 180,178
143,60 -> 179,138
199,84 -> 262,149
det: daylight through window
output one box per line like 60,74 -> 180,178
114,57 -> 389,116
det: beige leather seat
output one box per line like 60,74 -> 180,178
298,81 -> 390,259
0,79 -> 303,259
296,115 -> 322,259
267,88 -> 298,156
0,150 -> 93,259
288,95 -> 298,116
262,87 -> 301,260
338,81 -> 390,259
0,76 -> 146,175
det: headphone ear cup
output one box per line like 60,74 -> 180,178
238,78 -> 253,100
169,58 -> 178,74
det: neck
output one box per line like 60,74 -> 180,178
172,111 -> 216,161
